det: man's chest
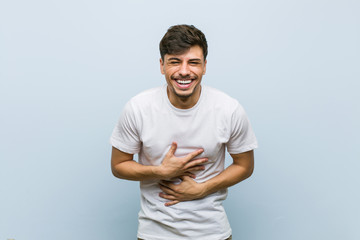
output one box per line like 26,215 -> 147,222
138,109 -> 230,165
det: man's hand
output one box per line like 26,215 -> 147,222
156,142 -> 208,179
158,150 -> 255,206
159,176 -> 205,206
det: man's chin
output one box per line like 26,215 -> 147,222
172,87 -> 196,99
174,92 -> 193,99
167,81 -> 202,101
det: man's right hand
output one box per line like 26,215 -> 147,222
155,142 -> 208,179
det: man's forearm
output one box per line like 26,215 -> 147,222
111,145 -> 207,181
112,160 -> 164,181
201,162 -> 253,197
200,151 -> 254,197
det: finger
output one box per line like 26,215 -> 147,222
165,200 -> 180,207
184,158 -> 208,169
159,192 -> 177,200
159,180 -> 176,189
185,148 -> 204,161
159,182 -> 178,192
167,142 -> 177,156
185,165 -> 206,173
184,172 -> 196,178
160,179 -> 173,185
159,185 -> 176,195
178,175 -> 195,183
179,175 -> 192,181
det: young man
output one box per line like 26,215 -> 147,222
110,24 -> 258,240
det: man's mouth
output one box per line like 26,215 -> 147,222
173,78 -> 195,89
171,75 -> 197,89
175,79 -> 192,85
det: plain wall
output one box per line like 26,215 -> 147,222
1,0 -> 359,239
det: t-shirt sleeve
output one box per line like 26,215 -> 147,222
110,101 -> 141,154
226,103 -> 258,154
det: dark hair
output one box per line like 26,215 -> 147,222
159,24 -> 208,61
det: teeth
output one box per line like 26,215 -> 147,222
176,80 -> 192,84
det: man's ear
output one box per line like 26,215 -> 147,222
203,59 -> 207,75
160,58 -> 165,75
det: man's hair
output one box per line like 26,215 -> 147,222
159,24 -> 208,61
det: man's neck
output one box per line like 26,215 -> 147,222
167,85 -> 201,109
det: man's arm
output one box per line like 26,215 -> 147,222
111,142 -> 209,181
159,150 -> 254,206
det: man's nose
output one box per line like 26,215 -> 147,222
179,62 -> 190,76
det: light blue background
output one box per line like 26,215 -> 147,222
1,0 -> 359,239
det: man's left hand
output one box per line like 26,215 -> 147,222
159,176 -> 205,206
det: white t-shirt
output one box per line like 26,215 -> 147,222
110,85 -> 258,240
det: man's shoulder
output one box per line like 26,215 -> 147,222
132,86 -> 163,100
128,86 -> 164,106
203,85 -> 239,110
204,85 -> 234,98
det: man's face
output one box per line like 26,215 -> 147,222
160,45 -> 207,107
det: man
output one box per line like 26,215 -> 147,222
110,24 -> 258,240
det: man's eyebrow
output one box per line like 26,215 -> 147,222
167,57 -> 202,61
167,57 -> 181,61
189,58 -> 201,62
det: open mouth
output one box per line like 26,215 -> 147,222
175,79 -> 192,85
174,79 -> 194,89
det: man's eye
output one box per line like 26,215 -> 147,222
169,61 -> 180,64
189,62 -> 200,65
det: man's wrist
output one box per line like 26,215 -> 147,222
198,181 -> 209,198
200,179 -> 220,198
152,165 -> 165,179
